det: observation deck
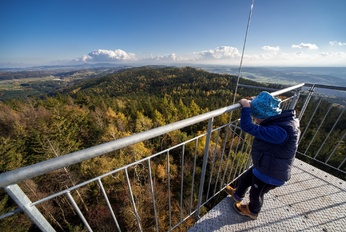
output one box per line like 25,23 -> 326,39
189,158 -> 346,232
1,83 -> 345,231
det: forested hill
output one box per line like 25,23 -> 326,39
64,66 -> 279,110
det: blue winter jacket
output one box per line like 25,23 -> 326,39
240,108 -> 300,182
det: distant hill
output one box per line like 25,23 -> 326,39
58,66 -> 278,111
195,65 -> 346,86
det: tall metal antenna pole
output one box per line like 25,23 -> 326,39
231,0 -> 255,108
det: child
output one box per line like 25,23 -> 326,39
225,91 -> 300,219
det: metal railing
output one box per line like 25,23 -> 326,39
0,83 -> 345,231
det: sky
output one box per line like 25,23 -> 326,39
1,0 -> 346,68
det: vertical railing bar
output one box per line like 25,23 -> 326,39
65,191 -> 93,232
232,151 -> 242,181
221,123 -> 238,187
329,130 -> 346,166
228,128 -> 243,184
225,122 -> 248,185
147,159 -> 159,232
214,127 -> 229,194
221,148 -> 234,188
337,149 -> 346,169
240,133 -> 251,171
284,89 -> 300,110
299,98 -> 322,145
314,108 -> 345,160
244,134 -> 253,169
231,130 -> 245,181
289,90 -> 301,110
195,117 -> 214,220
97,179 -> 121,232
124,168 -> 142,232
281,96 -> 295,110
226,157 -> 236,185
180,144 -> 185,222
189,139 -> 198,214
237,131 -> 249,173
206,128 -> 220,200
298,85 -> 315,121
167,151 -> 172,228
311,105 -> 333,159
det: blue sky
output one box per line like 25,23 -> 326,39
1,0 -> 345,67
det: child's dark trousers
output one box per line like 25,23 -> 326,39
235,167 -> 277,214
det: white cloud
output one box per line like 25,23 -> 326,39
242,51 -> 346,66
70,44 -> 345,67
147,53 -> 179,61
139,53 -> 192,64
329,41 -> 346,46
195,46 -> 240,60
292,43 -> 318,50
262,46 -> 280,52
77,49 -> 137,62
319,51 -> 346,58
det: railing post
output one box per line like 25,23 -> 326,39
289,89 -> 301,110
298,85 -> 315,121
195,117 -> 214,220
4,184 -> 55,232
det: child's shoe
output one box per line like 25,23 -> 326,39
234,202 -> 258,220
224,186 -> 243,203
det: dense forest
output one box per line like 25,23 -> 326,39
0,66 -> 345,231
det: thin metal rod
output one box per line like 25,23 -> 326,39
66,191 -> 92,232
167,151 -> 172,228
147,159 -> 159,232
312,105 -> 333,159
338,150 -> 346,170
190,139 -> 198,214
232,0 -> 255,105
0,207 -> 22,220
289,91 -> 301,110
299,98 -> 322,144
214,128 -> 229,193
207,128 -> 220,199
298,85 -> 315,121
328,130 -> 346,165
97,179 -> 121,232
180,144 -> 185,222
314,108 -> 345,159
221,123 -> 239,187
124,169 -> 142,232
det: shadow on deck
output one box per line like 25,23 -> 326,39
188,159 -> 346,232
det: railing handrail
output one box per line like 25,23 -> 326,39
0,83 -> 306,188
304,83 -> 346,91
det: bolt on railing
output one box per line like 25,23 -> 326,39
1,83 -> 345,231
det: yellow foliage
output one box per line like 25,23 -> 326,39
156,164 -> 166,180
105,107 -> 117,120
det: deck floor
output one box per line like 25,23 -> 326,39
188,159 -> 346,232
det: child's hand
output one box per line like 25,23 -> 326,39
239,99 -> 251,108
